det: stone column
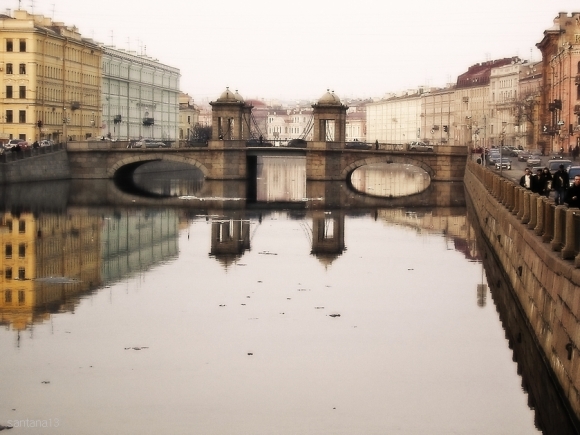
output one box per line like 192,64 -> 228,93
516,187 -> 524,219
562,208 -> 579,260
528,193 -> 539,230
542,198 -> 555,243
521,191 -> 531,224
534,196 -> 545,236
551,205 -> 567,252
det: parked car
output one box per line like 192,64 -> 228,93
346,141 -> 372,150
487,152 -> 501,164
407,141 -> 433,152
4,139 -> 25,150
568,166 -> 580,186
507,148 -> 523,157
494,158 -> 512,170
547,159 -> 573,172
131,139 -> 169,148
518,151 -> 531,162
526,155 -> 542,166
287,138 -> 307,148
40,140 -> 53,147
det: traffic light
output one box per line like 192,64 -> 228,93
554,99 -> 562,110
443,125 -> 448,133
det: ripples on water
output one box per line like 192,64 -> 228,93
0,158 -> 573,434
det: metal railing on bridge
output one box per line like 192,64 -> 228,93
0,142 -> 66,163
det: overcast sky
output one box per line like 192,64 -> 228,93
8,0 -> 580,102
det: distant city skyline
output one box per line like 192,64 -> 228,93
4,0 -> 580,101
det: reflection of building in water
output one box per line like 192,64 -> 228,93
0,212 -> 101,331
377,208 -> 479,261
256,156 -> 306,202
350,163 -> 430,197
310,211 -> 345,266
101,210 -> 179,283
210,218 -> 251,267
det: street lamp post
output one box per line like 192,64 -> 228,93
500,121 -> 507,177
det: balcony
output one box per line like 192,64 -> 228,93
142,117 -> 154,126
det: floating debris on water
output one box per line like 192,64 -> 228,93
328,314 -> 341,318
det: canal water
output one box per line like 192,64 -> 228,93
0,158 -> 575,434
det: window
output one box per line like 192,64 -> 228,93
4,290 -> 12,304
19,39 -> 26,52
5,244 -> 12,258
6,63 -> 12,74
19,63 -> 26,74
6,39 -> 13,52
6,85 -> 12,98
6,220 -> 12,232
18,290 -> 25,304
5,268 -> 12,280
18,268 -> 25,280
18,220 -> 25,233
18,110 -> 26,123
19,86 -> 25,99
18,243 -> 25,258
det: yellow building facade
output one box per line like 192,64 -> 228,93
0,10 -> 101,143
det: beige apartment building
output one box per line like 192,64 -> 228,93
178,92 -> 199,141
421,86 -> 455,145
537,12 -> 580,155
0,10 -> 101,143
366,90 -> 423,144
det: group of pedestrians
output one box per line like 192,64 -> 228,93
520,164 -> 580,207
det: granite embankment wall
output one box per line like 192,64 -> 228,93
0,146 -> 70,184
464,160 -> 580,420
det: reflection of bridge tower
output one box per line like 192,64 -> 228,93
209,88 -> 253,141
312,90 -> 348,143
210,217 -> 251,267
310,211 -> 345,266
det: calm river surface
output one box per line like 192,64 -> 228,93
0,158 -> 574,434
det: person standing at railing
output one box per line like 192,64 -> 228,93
519,168 -> 534,190
541,167 -> 553,197
533,168 -> 546,194
564,175 -> 580,208
552,164 -> 569,205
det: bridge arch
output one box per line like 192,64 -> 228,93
341,155 -> 435,181
108,154 -> 210,179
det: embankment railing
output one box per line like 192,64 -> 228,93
468,160 -> 580,268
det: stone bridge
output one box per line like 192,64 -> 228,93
66,140 -> 468,182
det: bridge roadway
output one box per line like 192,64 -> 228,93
66,140 -> 468,182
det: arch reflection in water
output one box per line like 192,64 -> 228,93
350,163 -> 430,197
132,162 -> 205,197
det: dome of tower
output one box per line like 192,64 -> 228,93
217,87 -> 242,103
317,90 -> 341,105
